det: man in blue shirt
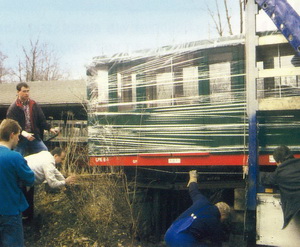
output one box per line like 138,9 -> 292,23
0,119 -> 34,247
164,170 -> 231,247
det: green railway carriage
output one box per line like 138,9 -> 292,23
86,1 -> 300,244
87,33 -> 300,176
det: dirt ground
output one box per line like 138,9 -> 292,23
24,174 -> 166,247
23,173 -> 248,247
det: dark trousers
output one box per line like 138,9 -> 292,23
22,186 -> 35,221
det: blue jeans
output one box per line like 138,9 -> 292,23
0,214 -> 24,247
15,138 -> 48,156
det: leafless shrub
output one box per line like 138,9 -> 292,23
28,173 -> 142,247
15,38 -> 65,82
0,51 -> 12,83
25,120 -> 147,246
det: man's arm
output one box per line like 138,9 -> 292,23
6,104 -> 18,120
53,168 -> 66,181
188,170 -> 210,204
44,163 -> 76,188
43,163 -> 66,188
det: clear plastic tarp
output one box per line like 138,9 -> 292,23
87,33 -> 300,157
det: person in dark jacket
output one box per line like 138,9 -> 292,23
164,170 -> 231,247
7,82 -> 59,156
260,145 -> 300,229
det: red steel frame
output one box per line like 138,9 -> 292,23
89,152 -> 300,167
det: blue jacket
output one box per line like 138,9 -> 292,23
0,146 -> 34,215
175,182 -> 224,246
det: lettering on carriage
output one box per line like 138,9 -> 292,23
168,158 -> 181,164
133,160 -> 138,164
95,157 -> 109,162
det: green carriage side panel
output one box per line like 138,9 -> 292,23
231,45 -> 245,93
258,110 -> 300,151
88,39 -> 248,157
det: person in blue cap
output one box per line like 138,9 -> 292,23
164,170 -> 231,247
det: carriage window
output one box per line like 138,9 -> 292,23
118,73 -> 134,111
156,72 -> 173,106
183,66 -> 199,97
209,62 -> 232,103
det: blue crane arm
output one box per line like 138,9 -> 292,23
256,0 -> 300,56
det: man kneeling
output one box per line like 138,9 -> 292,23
23,147 -> 76,221
164,170 -> 231,247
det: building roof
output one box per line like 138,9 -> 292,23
0,80 -> 87,107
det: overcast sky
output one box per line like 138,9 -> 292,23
0,0 -> 299,79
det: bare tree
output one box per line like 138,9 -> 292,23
206,0 -> 244,37
239,0 -> 244,34
224,0 -> 233,35
0,51 -> 11,83
15,60 -> 24,82
16,39 -> 64,82
206,0 -> 224,37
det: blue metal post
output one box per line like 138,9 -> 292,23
245,1 -> 259,245
245,1 -> 300,244
247,115 -> 258,210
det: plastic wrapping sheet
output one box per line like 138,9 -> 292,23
87,34 -> 300,157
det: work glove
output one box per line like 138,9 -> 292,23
187,170 -> 198,187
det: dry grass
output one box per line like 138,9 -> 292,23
24,119 -> 167,246
24,173 -> 147,247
